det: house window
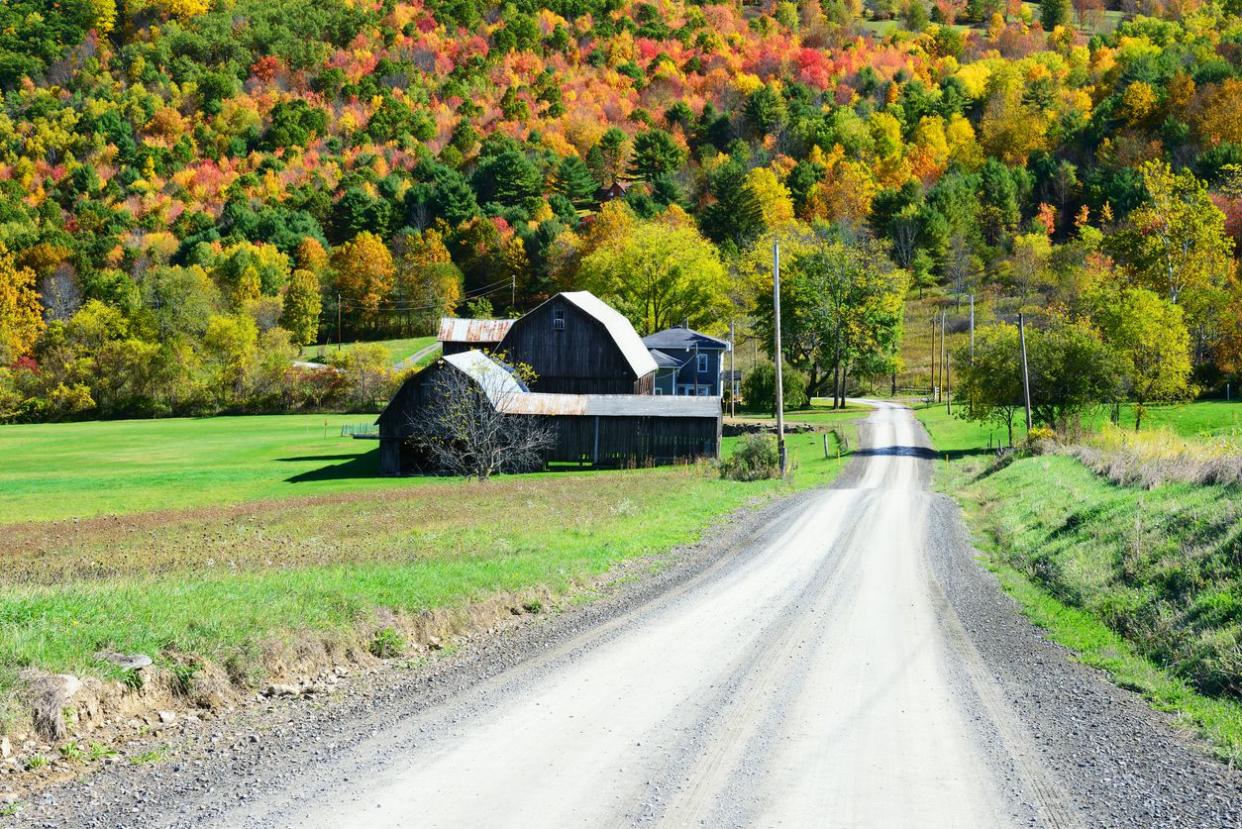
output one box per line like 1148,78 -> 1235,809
654,387 -> 663,395
552,306 -> 565,329
697,353 -> 709,373
698,384 -> 711,396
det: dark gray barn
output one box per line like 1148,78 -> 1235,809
497,292 -> 657,395
376,350 -> 719,476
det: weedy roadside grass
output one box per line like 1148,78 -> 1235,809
915,404 -> 1242,763
0,410 -> 859,736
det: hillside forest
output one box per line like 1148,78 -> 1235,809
0,0 -> 1240,422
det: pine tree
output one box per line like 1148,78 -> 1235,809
555,157 -> 599,206
1040,0 -> 1070,29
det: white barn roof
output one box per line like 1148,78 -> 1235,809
441,350 -> 527,405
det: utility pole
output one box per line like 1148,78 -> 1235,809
945,347 -> 952,415
773,242 -> 786,476
511,274 -> 516,311
337,292 -> 342,351
729,320 -> 736,419
1019,312 -> 1033,433
930,316 -> 937,402
969,294 -> 975,362
933,309 -> 943,402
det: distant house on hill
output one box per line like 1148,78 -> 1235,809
497,291 -> 657,395
642,326 -> 731,397
437,317 -> 514,355
594,180 -> 630,203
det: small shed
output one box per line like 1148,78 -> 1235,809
437,317 -> 515,356
498,291 -> 658,395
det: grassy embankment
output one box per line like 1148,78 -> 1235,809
0,406 -> 861,733
916,402 -> 1242,762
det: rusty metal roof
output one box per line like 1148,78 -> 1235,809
437,317 -> 514,343
498,392 -> 719,419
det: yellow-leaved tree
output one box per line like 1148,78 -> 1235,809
578,216 -> 730,335
331,232 -> 395,335
0,243 -> 44,365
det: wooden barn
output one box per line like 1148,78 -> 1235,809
376,350 -> 720,476
437,317 -> 514,356
497,292 -> 658,395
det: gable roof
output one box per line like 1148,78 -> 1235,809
642,327 -> 731,352
648,348 -> 684,370
438,317 -> 514,344
553,292 -> 659,379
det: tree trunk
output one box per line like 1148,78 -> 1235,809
832,339 -> 842,410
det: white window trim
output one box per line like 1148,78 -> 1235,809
697,353 -> 709,373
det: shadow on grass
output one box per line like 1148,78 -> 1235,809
285,447 -> 380,482
276,454 -> 364,462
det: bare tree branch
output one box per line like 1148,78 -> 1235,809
406,366 -> 554,479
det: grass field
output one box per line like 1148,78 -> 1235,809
0,407 -> 863,736
915,402 -> 1242,762
0,415 -> 414,523
305,336 -> 438,366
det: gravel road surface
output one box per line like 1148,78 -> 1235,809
16,403 -> 1240,828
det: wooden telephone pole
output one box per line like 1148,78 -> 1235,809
969,294 -> 975,362
773,242 -> 787,475
1019,312 -> 1033,433
728,320 -> 736,419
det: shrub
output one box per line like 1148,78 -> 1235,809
719,434 -> 780,481
740,363 -> 809,413
369,627 -> 405,658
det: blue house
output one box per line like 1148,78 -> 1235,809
643,326 -> 731,397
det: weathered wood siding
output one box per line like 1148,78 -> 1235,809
542,415 -> 718,467
500,300 -> 649,394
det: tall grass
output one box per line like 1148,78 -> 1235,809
1055,425 -> 1242,489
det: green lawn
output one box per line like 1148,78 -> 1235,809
914,399 -> 1242,457
1086,401 -> 1242,438
0,415 -> 411,523
305,336 -> 438,366
0,407 -> 866,735
0,404 -> 866,524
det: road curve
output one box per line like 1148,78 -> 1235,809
224,402 -> 1074,828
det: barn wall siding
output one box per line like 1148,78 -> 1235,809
501,301 -> 648,395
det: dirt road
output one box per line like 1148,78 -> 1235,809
209,404 -> 1064,827
23,403 -> 1240,828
